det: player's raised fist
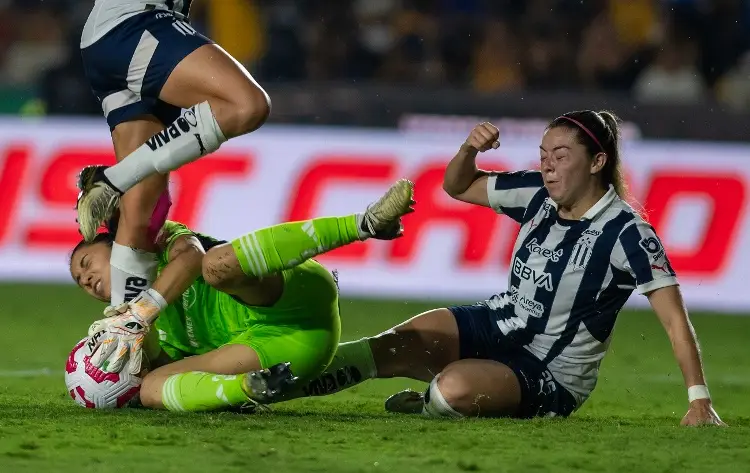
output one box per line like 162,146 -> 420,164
464,122 -> 500,152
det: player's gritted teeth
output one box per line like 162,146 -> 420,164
95,280 -> 102,297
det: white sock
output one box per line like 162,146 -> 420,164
104,101 -> 226,193
109,243 -> 158,305
277,338 -> 377,401
422,376 -> 463,419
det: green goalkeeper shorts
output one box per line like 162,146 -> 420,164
224,260 -> 342,384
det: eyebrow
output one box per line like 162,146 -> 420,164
539,145 -> 571,152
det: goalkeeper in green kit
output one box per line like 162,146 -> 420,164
69,178 -> 414,412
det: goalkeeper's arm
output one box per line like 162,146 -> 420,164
133,234 -> 206,324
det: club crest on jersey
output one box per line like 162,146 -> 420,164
569,235 -> 595,271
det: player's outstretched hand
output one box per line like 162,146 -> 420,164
681,399 -> 727,427
464,122 -> 500,152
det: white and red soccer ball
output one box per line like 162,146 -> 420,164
64,332 -> 142,409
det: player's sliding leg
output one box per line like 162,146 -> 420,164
77,43 -> 271,242
201,179 -> 414,296
274,338 -> 378,400
272,309 -> 462,407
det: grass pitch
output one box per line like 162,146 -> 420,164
0,284 -> 748,473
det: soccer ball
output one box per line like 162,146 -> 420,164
64,332 -> 142,409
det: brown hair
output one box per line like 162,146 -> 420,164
548,110 -> 628,199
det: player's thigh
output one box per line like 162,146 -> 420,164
139,344 -> 262,406
435,359 -> 522,417
228,324 -> 339,384
159,43 -> 270,136
369,308 -> 461,382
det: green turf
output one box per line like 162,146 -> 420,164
0,283 -> 748,473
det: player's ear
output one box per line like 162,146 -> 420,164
591,152 -> 607,175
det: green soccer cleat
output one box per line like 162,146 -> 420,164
384,389 -> 424,415
360,178 -> 415,240
76,165 -> 123,242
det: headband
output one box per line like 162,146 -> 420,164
556,116 -> 605,153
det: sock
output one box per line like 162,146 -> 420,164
276,338 -> 377,401
161,372 -> 250,412
104,101 -> 226,193
231,215 -> 365,278
109,243 -> 158,305
422,376 -> 463,418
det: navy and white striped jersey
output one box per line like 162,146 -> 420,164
485,171 -> 678,405
81,0 -> 194,48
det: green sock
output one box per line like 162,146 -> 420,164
161,372 -> 250,412
275,338 -> 377,402
231,215 -> 364,277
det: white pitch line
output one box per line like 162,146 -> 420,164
0,368 -> 59,377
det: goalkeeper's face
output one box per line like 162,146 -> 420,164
69,242 -> 111,302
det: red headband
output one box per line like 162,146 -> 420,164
556,116 -> 605,153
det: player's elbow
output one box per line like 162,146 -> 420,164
201,246 -> 242,290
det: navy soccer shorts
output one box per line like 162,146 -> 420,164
81,9 -> 212,130
449,302 -> 578,418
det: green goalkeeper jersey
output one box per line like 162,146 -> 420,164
152,220 -> 244,359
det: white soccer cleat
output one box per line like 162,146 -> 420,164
384,389 -> 424,414
360,178 -> 415,240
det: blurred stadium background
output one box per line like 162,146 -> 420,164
1,1 -> 750,472
0,0 -> 749,308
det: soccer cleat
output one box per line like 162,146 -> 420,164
76,165 -> 123,242
360,178 -> 415,240
243,362 -> 298,405
384,389 -> 424,415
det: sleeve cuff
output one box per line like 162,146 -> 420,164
637,277 -> 679,295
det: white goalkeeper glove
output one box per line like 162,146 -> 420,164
89,310 -> 149,375
87,289 -> 167,375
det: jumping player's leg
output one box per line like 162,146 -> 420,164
106,117 -> 172,304
77,11 -> 269,301
77,38 -> 270,240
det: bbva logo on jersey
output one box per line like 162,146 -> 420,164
512,257 -> 554,291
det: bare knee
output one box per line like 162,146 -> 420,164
435,368 -> 476,415
213,83 -> 270,137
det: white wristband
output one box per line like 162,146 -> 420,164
130,288 -> 168,322
688,385 -> 710,402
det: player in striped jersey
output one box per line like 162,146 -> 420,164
75,0 -> 271,316
292,112 -> 724,426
